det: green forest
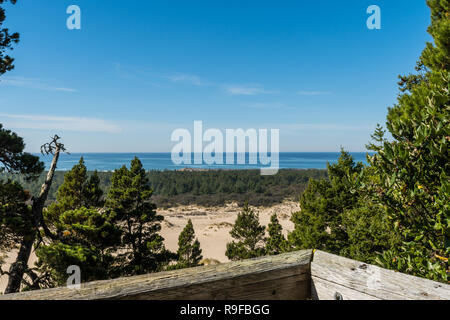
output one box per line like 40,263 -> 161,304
1,168 -> 327,207
0,0 -> 449,294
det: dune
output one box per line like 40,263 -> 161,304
159,200 -> 297,262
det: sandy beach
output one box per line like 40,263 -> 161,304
0,200 -> 298,293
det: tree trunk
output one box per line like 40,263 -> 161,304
31,144 -> 62,240
4,143 -> 61,294
4,233 -> 35,294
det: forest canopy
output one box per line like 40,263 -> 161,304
1,169 -> 327,207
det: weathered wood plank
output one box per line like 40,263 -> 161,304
311,250 -> 450,300
1,250 -> 312,300
311,276 -> 381,300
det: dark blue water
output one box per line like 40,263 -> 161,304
35,153 -> 372,171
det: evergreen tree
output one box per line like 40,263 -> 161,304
225,203 -> 266,261
367,0 -> 449,282
0,0 -> 19,76
0,124 -> 44,178
35,159 -> 119,287
0,181 -> 33,256
35,207 -> 121,286
106,157 -> 173,276
0,123 -> 44,293
84,170 -> 104,207
0,123 -> 43,255
289,151 -> 362,253
51,158 -> 87,209
340,202 -> 398,264
288,151 -> 396,263
45,158 -> 103,225
174,219 -> 203,268
266,214 -> 289,255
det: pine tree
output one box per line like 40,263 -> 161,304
45,158 -> 104,225
84,170 -> 104,207
35,159 -> 120,287
0,124 -> 44,177
0,0 -> 19,76
0,180 -> 33,255
368,0 -> 449,282
225,203 -> 266,261
266,214 -> 289,255
340,202 -> 398,264
1,133 -> 63,293
106,157 -> 174,276
0,123 -> 45,293
35,207 -> 122,286
175,219 -> 203,268
288,151 -> 362,253
53,157 -> 87,208
288,151 -> 396,264
0,123 -> 42,255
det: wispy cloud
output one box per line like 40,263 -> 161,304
163,71 -> 278,96
0,77 -> 77,92
225,85 -> 279,96
164,73 -> 211,87
114,63 -> 136,80
279,123 -> 371,131
297,91 -> 332,96
0,114 -> 122,134
114,64 -> 280,96
246,102 -> 284,109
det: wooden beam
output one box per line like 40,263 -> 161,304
4,249 -> 448,300
311,250 -> 450,300
1,250 -> 312,300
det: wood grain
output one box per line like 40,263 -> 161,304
3,249 -> 449,300
1,250 -> 312,300
311,250 -> 450,300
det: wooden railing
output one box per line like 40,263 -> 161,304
1,250 -> 449,300
311,251 -> 449,300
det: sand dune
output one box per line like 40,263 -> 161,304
159,200 -> 297,262
0,200 -> 298,293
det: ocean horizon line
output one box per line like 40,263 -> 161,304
31,151 -> 372,155
28,152 -> 373,171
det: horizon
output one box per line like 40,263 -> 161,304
31,151 -> 374,154
30,151 -> 373,171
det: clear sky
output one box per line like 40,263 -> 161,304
0,0 -> 431,152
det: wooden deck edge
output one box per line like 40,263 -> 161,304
310,250 -> 450,300
5,249 -> 446,300
1,249 -> 313,300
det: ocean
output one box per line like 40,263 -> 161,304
35,152 -> 372,171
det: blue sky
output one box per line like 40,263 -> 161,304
0,0 -> 430,152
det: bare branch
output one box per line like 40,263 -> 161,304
40,135 -> 68,156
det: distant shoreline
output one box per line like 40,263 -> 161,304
42,168 -> 329,173
30,152 -> 372,171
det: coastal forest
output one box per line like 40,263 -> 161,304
2,168 -> 327,207
0,0 -> 449,294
